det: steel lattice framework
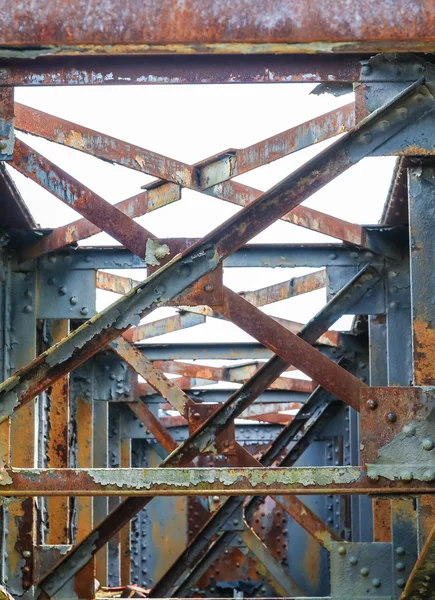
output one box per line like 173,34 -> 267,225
1,2 -> 435,599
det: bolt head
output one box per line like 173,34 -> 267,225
70,296 -> 78,305
367,399 -> 378,410
386,412 -> 397,423
403,424 -> 416,437
80,307 -> 88,316
423,438 -> 435,451
58,286 -> 67,296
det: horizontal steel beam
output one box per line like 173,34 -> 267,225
0,55 -> 363,85
1,1 -> 434,54
0,466 -> 433,496
31,244 -> 381,271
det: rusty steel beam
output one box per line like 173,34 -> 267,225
216,286 -> 363,409
127,400 -> 178,454
16,102 -> 369,252
139,377 -> 214,396
14,105 -> 194,185
148,360 -> 312,393
0,55 -> 363,86
111,337 -> 193,417
239,527 -> 304,596
6,87 -> 412,417
45,320 -> 70,546
11,139 -> 156,259
196,104 -> 355,188
96,271 -> 141,295
123,312 -> 205,344
239,269 -> 326,307
0,466 -> 431,496
36,262 -> 374,595
0,1 -> 434,54
20,182 -> 180,261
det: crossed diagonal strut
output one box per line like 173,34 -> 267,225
0,78 -> 434,596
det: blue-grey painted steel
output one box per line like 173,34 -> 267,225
36,265 -> 96,319
137,343 -> 342,361
141,388 -> 310,405
385,258 -> 412,386
108,403 -> 122,587
331,541 -> 393,598
31,244 -> 377,272
391,498 -> 418,599
327,266 -> 385,315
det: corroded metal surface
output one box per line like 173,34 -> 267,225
0,1 -> 435,54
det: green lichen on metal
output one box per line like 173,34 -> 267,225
88,466 -> 361,491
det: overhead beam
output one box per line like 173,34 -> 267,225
0,1 -> 434,54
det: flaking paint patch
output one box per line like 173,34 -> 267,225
145,238 -> 170,266
89,466 -> 361,490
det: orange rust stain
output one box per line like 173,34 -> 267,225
65,130 -> 86,150
303,533 -> 321,591
373,498 -> 392,542
413,320 -> 435,385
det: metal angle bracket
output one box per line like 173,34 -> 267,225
358,53 -> 435,156
331,542 -> 394,598
360,386 -> 435,483
36,264 -> 96,319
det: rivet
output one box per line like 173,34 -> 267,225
48,256 -> 57,263
360,567 -> 369,577
350,252 -> 359,259
80,307 -> 88,316
401,471 -> 413,482
403,424 -> 416,437
154,284 -> 166,296
84,255 -> 92,263
379,120 -> 390,132
361,64 -> 372,76
396,578 -> 406,588
110,373 -> 117,380
422,469 -> 435,482
372,578 -> 381,588
396,562 -> 406,572
22,550 -> 31,558
24,289 -> 33,298
422,438 -> 435,451
361,132 -> 372,144
338,546 -> 347,555
212,496 -> 220,502
389,301 -> 399,309
23,305 -> 32,314
415,63 -> 426,74
386,412 -> 397,423
204,246 -> 215,260
329,253 -> 337,260
192,412 -> 201,420
233,519 -> 239,526
367,399 -> 378,410
58,286 -> 67,295
70,296 -> 78,305
349,556 -> 358,566
22,566 -> 30,574
397,107 -> 408,120
204,283 -> 214,292
178,264 -> 191,277
396,547 -> 405,557
47,277 -> 56,285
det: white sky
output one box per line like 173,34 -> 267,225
9,83 -> 396,382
